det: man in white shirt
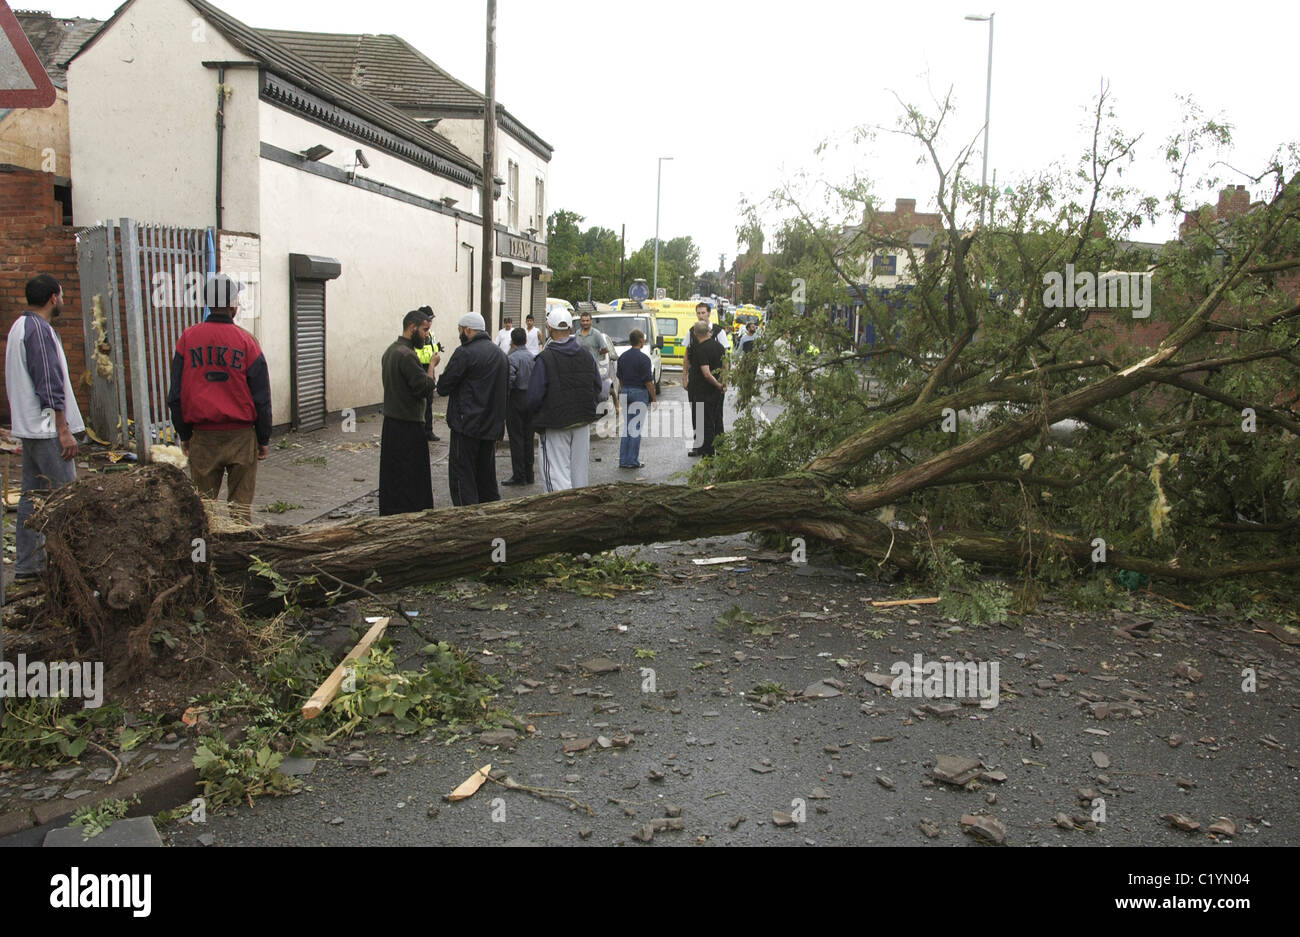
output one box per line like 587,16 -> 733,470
4,274 -> 84,580
495,316 -> 515,354
524,313 -> 543,355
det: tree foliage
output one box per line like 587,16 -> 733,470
700,86 -> 1300,603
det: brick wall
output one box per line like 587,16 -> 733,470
0,167 -> 88,426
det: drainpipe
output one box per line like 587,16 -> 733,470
215,65 -> 226,230
202,62 -> 258,229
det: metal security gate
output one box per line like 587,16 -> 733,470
121,219 -> 213,461
502,275 -> 523,329
289,254 -> 342,432
76,224 -> 129,447
76,218 -> 214,461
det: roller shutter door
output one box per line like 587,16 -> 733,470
530,278 -> 547,321
291,279 -> 326,432
502,275 -> 523,326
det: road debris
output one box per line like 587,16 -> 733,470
960,813 -> 1007,845
931,755 -> 983,786
302,617 -> 390,718
446,764 -> 491,802
1162,813 -> 1201,832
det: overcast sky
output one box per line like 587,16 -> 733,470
58,0 -> 1299,280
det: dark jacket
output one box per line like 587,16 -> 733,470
437,331 -> 508,440
382,335 -> 437,423
525,335 -> 601,429
168,313 -> 272,444
508,345 -> 536,392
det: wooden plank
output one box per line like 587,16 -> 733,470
302,617 -> 390,718
871,597 -> 940,607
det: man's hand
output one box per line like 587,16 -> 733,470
258,444 -> 269,461
431,352 -> 441,369
58,426 -> 78,461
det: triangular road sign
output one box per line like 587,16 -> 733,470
0,1 -> 56,108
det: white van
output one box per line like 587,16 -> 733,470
590,310 -> 663,395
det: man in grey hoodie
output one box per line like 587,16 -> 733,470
525,307 -> 602,492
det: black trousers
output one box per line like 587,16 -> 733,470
379,417 -> 434,516
505,389 -> 534,481
701,390 -> 724,456
448,430 -> 501,506
688,392 -> 702,449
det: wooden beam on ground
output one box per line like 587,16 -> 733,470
302,617 -> 390,719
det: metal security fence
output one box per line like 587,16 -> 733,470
77,219 -> 215,461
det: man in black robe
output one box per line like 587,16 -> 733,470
379,309 -> 440,515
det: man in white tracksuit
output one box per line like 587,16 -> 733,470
4,274 -> 84,580
524,308 -> 602,491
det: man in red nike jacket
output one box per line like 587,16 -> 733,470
167,273 -> 272,521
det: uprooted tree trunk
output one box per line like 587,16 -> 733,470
210,473 -> 1300,618
35,463 -> 214,673
209,203 -> 1300,609
38,188 -> 1300,624
33,110 -> 1300,627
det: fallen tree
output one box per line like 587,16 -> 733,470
30,91 -> 1300,642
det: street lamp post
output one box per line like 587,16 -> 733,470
965,12 -> 994,228
653,156 -> 673,296
581,275 -> 593,303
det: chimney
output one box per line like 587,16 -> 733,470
895,198 -> 916,216
1230,184 -> 1250,215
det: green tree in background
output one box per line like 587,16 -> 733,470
547,209 -> 702,303
546,210 -> 622,303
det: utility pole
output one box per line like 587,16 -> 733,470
619,223 -> 625,296
966,12 -> 995,228
481,0 -> 497,324
653,156 -> 672,295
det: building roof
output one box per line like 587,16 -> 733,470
67,0 -> 482,177
13,11 -> 103,88
260,28 -> 553,160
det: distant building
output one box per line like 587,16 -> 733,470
2,12 -> 103,219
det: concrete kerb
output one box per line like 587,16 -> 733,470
0,724 -> 243,846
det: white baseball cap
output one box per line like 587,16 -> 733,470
546,308 -> 573,330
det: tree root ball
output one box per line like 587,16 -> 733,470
33,463 -> 214,674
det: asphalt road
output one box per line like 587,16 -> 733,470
162,523 -> 1298,847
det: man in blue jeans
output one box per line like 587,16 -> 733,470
4,275 -> 83,580
616,329 -> 657,469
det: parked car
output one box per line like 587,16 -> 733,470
590,311 -> 663,396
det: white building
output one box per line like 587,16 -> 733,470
66,0 -> 552,429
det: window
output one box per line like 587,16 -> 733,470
535,176 -> 545,235
657,317 -> 678,337
507,159 -> 519,230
